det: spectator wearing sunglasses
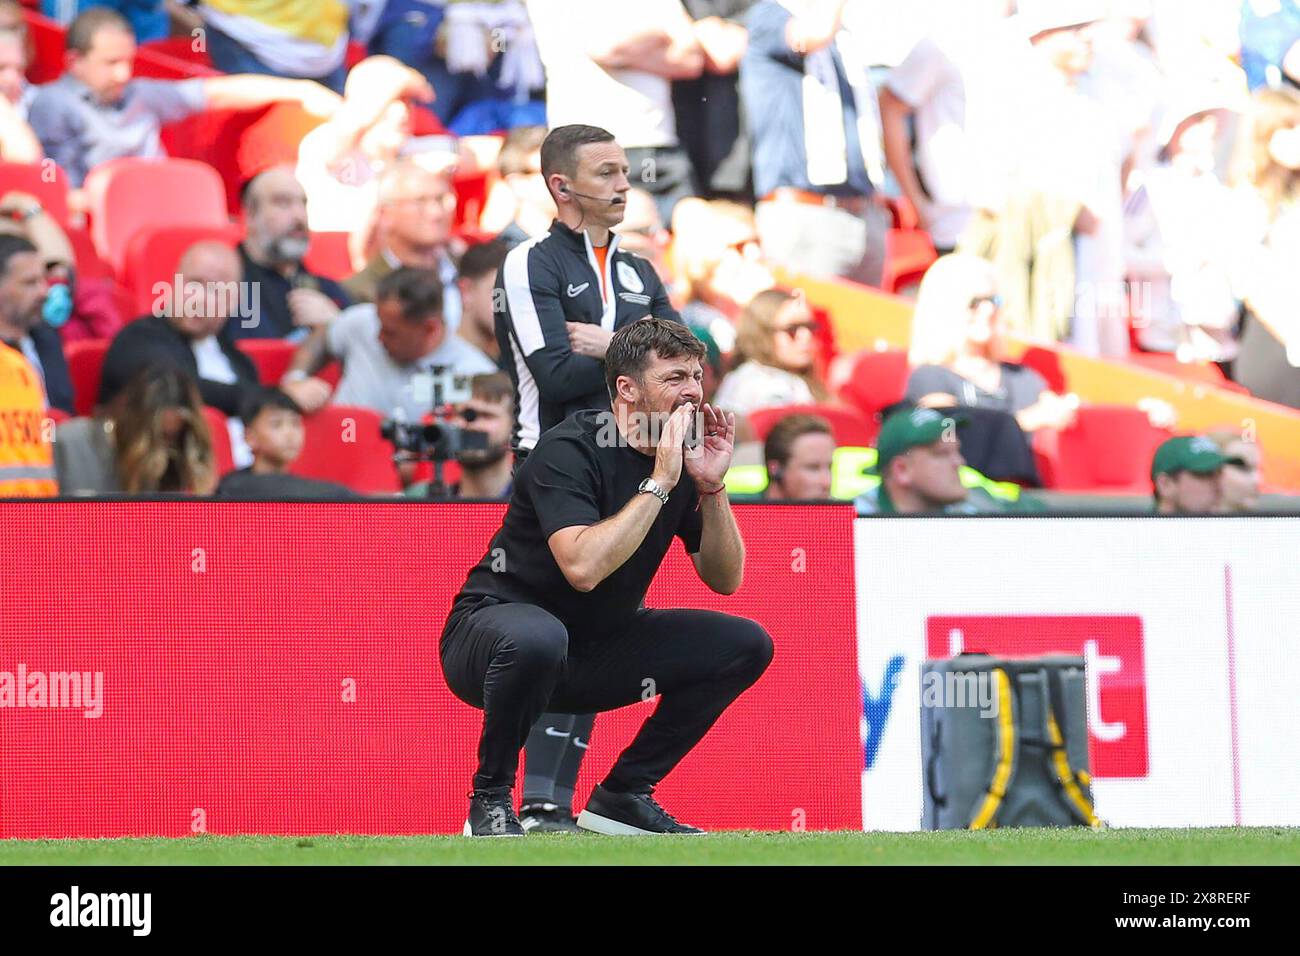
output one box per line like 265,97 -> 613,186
905,254 -> 1077,433
713,287 -> 829,420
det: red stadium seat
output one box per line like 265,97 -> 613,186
65,226 -> 113,282
746,403 -> 879,448
234,339 -> 295,386
23,10 -> 64,85
453,170 -> 489,233
138,37 -> 215,71
303,232 -> 354,282
1018,346 -> 1069,395
83,158 -> 230,275
839,348 -> 910,421
290,405 -> 401,494
0,161 -> 71,226
880,229 -> 937,295
1126,351 -> 1249,394
122,223 -> 244,315
65,339 -> 108,417
203,406 -> 235,476
1033,404 -> 1172,492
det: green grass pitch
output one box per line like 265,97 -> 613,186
1,827 -> 1297,865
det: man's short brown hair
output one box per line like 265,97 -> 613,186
540,124 -> 616,182
67,6 -> 132,55
470,371 -> 514,408
764,414 -> 833,476
605,318 -> 706,398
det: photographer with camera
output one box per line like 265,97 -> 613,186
284,266 -> 497,425
403,372 -> 515,500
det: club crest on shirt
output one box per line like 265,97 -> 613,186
616,260 -> 645,295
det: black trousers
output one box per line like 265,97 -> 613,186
441,598 -> 773,794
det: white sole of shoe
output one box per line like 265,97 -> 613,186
575,809 -> 703,836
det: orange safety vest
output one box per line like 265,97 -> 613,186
0,342 -> 57,497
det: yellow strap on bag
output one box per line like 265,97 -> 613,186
1047,709 -> 1102,829
969,668 -> 1015,830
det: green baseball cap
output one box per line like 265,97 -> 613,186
1150,435 -> 1245,480
867,407 -> 968,475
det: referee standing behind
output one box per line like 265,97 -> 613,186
495,124 -> 684,832
443,319 -> 772,835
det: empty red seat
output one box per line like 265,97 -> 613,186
290,405 -> 401,494
65,339 -> 108,417
1033,404 -> 1172,492
234,339 -> 295,386
880,229 -> 937,295
746,403 -> 879,448
83,158 -> 229,275
202,406 -> 235,476
839,348 -> 910,421
0,161 -> 71,226
303,232 -> 354,282
122,223 -> 244,315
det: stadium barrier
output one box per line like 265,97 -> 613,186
2,504 -> 1296,836
857,515 -> 1300,829
0,502 -> 860,838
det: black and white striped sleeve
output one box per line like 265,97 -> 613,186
499,240 -> 607,404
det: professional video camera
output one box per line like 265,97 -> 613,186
380,366 -> 488,497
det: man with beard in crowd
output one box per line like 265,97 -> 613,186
230,166 -> 353,342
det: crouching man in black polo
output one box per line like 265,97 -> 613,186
442,318 -> 773,835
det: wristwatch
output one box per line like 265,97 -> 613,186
637,477 -> 670,505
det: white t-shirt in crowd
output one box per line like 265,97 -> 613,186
528,0 -> 685,148
326,304 -> 497,421
885,22 -> 1030,248
191,335 -> 253,468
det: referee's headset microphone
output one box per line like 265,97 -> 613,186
558,183 -> 625,205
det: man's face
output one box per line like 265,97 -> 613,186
376,296 -> 441,366
171,248 -> 241,339
0,35 -> 26,106
458,272 -> 496,339
246,171 -> 310,263
769,432 -> 834,500
70,27 -> 135,105
1218,441 -> 1261,513
379,168 -> 455,250
561,141 -> 631,229
246,407 -> 305,470
890,438 -> 968,512
1159,469 -> 1223,514
622,349 -> 705,423
452,395 -> 512,467
0,251 -> 48,330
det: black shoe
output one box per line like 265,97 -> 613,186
576,785 -> 705,835
464,788 -> 525,837
519,802 -> 580,833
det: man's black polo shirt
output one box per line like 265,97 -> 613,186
451,409 -> 704,642
226,244 -> 352,341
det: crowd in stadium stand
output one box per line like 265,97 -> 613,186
0,0 -> 1295,513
